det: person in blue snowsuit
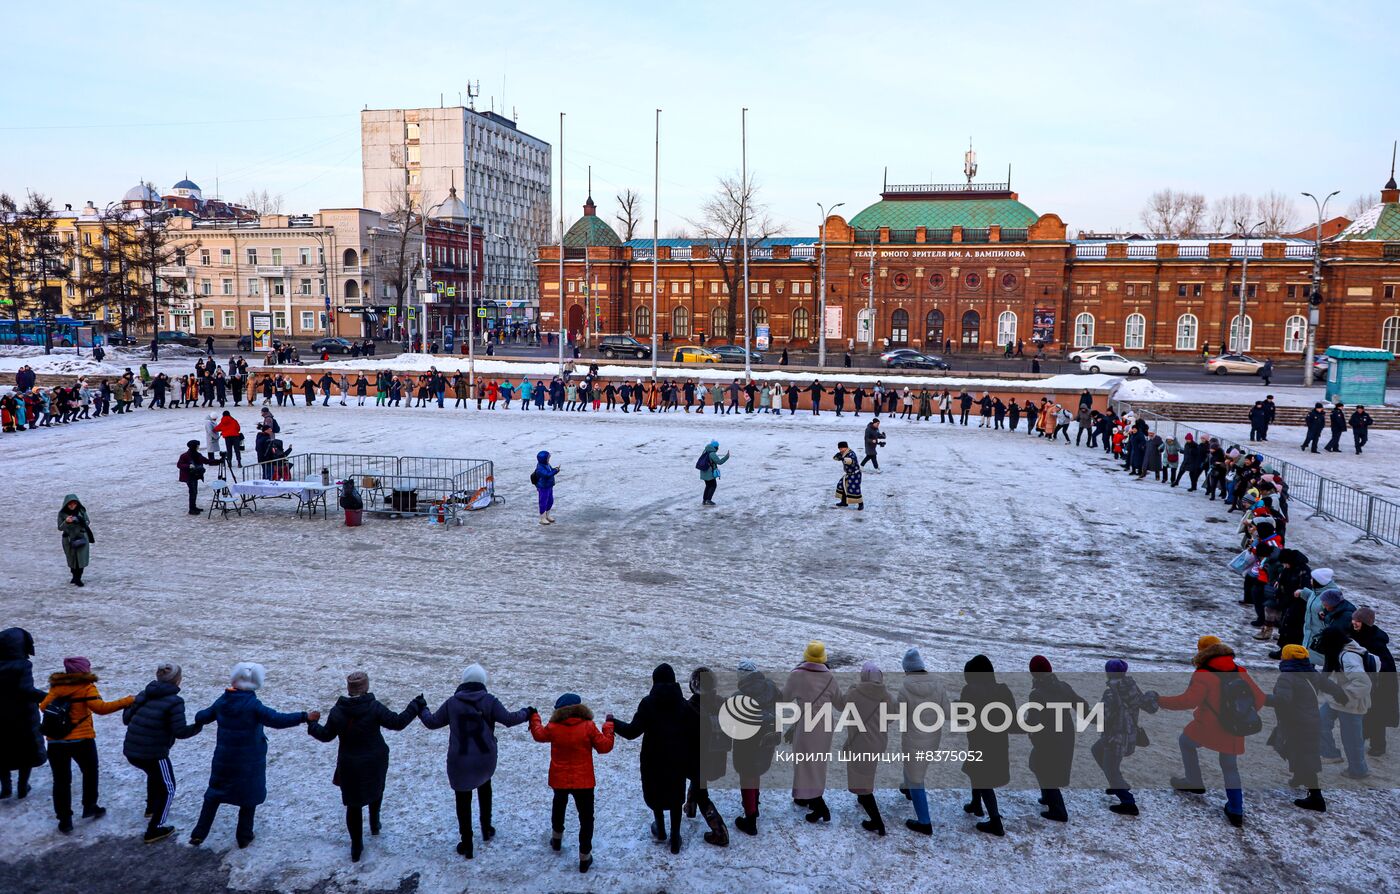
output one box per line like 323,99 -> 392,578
519,379 -> 533,410
533,451 -> 560,525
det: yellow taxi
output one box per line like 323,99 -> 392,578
671,345 -> 721,364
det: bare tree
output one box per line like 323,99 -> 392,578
15,192 -> 72,352
687,173 -> 781,344
1208,193 -> 1256,235
241,189 -> 284,216
1140,188 -> 1206,237
614,189 -> 643,242
380,184 -> 423,340
120,208 -> 191,360
0,193 -> 24,322
1346,192 -> 1378,219
1255,191 -> 1297,236
664,226 -> 694,240
75,205 -> 144,336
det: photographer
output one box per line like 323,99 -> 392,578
177,441 -> 220,516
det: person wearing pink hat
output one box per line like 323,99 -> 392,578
39,656 -> 135,833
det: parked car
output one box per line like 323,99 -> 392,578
311,337 -> 355,355
101,332 -> 137,347
598,335 -> 652,359
1067,344 -> 1116,363
885,351 -> 951,371
1205,353 -> 1265,375
1313,356 -> 1331,376
156,330 -> 201,348
236,335 -> 285,351
671,345 -> 721,364
710,344 -> 765,364
1081,353 -> 1146,375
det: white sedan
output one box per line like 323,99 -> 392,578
1081,353 -> 1146,375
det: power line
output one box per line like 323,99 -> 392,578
0,112 -> 356,132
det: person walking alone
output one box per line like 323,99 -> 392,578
57,495 -> 94,587
861,419 -> 885,472
697,440 -> 729,507
533,451 -> 560,525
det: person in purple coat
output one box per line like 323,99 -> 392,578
420,663 -> 532,859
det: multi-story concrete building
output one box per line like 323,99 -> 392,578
361,105 -> 551,322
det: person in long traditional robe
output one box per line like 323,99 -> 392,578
834,442 -> 863,510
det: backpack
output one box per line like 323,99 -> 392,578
1210,672 -> 1262,737
696,451 -> 712,472
529,471 -> 540,486
1358,650 -> 1380,675
40,696 -> 93,740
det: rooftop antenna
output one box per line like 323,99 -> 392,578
465,80 -> 479,111
1007,162 -> 1011,189
882,166 -> 887,192
964,138 -> 977,185
1388,140 -> 1398,189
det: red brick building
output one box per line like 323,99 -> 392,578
537,174 -> 1400,358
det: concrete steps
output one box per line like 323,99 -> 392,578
1133,401 -> 1400,430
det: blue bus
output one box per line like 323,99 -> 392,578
0,317 -> 82,347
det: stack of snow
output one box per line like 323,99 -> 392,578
1112,378 -> 1180,402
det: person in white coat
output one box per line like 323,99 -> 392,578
781,641 -> 841,824
896,647 -> 948,835
1319,632 -> 1373,779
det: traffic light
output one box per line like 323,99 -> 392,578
1309,288 -> 1323,307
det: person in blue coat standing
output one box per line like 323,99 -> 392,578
519,378 -> 533,410
697,440 -> 729,507
533,451 -> 560,525
419,663 -> 532,859
189,663 -> 317,848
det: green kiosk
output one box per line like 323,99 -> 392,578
1323,346 -> 1393,405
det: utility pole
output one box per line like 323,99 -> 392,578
651,109 -> 660,377
1234,221 -> 1264,352
557,112 -> 565,373
866,234 -> 876,355
1301,189 -> 1338,387
741,107 -> 751,379
816,201 -> 844,367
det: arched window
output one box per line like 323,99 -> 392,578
996,310 -> 1017,346
1384,316 -> 1400,353
960,310 -> 980,348
752,305 -> 768,335
1229,314 -> 1252,352
890,309 -> 909,346
711,307 -> 729,339
344,279 -> 360,300
925,309 -> 944,348
792,307 -> 811,340
1124,313 -> 1146,350
342,248 -> 359,269
672,305 -> 690,338
1283,315 -> 1307,353
1175,313 -> 1198,351
634,304 -> 651,337
1073,312 -> 1095,348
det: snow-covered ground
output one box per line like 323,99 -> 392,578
1,403 -> 1398,893
0,345 -> 254,379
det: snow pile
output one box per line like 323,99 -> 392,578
1112,378 -> 1180,402
0,347 -> 130,377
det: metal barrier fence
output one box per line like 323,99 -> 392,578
1113,400 -> 1398,547
236,452 -> 499,520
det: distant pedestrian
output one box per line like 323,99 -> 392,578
834,442 -> 863,511
57,494 -> 94,587
533,450 -> 560,525
861,419 -> 885,471
697,440 -> 729,506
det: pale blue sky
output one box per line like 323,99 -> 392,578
3,0 -> 1395,236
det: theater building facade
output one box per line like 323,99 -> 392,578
536,175 -> 1400,358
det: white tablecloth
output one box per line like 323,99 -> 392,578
228,480 -> 338,501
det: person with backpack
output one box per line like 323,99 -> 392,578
0,628 -> 45,801
528,693 -> 615,873
57,494 -> 94,587
417,664 -> 530,860
121,662 -> 204,842
1091,659 -> 1158,817
189,663 -> 319,849
39,656 -> 135,833
613,663 -> 691,854
1156,636 -> 1266,827
697,440 -> 729,507
1315,628 -> 1373,779
1266,644 -> 1348,812
532,450 -> 560,525
728,659 -> 781,836
309,672 -> 425,861
1350,607 -> 1397,757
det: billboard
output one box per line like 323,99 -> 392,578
823,306 -> 843,339
250,312 -> 273,351
1032,307 -> 1056,344
755,325 -> 770,351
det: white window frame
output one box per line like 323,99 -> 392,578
222,310 -> 235,329
996,310 -> 1017,346
1282,315 -> 1307,353
300,310 -> 316,332
1229,314 -> 1253,352
201,310 -> 215,328
221,278 -> 233,296
1073,312 -> 1095,348
1123,313 -> 1146,350
272,310 -> 288,331
1383,316 -> 1400,353
1175,313 -> 1198,351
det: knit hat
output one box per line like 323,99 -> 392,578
1320,589 -> 1344,609
1353,606 -> 1377,627
554,692 -> 581,710
1280,644 -> 1310,661
1312,568 -> 1335,587
736,659 -> 758,675
229,662 -> 266,691
803,640 -> 828,665
901,647 -> 926,673
708,440 -> 719,448
860,660 -> 883,683
1105,659 -> 1128,674
1029,655 -> 1053,674
186,439 -> 201,449
347,671 -> 369,696
63,656 -> 91,675
460,663 -> 488,686
155,662 -> 181,684
1197,635 -> 1222,651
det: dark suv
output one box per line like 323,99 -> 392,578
598,335 -> 651,359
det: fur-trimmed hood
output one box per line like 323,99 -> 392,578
48,671 -> 98,686
1193,643 -> 1237,670
549,702 -> 593,724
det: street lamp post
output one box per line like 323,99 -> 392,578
816,201 -> 844,368
741,107 -> 751,380
651,108 -> 660,378
1301,190 -> 1339,387
1234,222 -> 1265,352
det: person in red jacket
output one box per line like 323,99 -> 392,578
213,411 -> 244,467
1157,636 -> 1266,827
528,693 -> 614,873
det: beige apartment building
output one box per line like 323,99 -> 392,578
157,209 -> 422,339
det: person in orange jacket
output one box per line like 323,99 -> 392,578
528,693 -> 614,873
1156,636 -> 1266,827
39,656 -> 135,833
213,411 -> 244,466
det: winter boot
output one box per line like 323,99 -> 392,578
650,813 -> 666,842
1223,807 -> 1244,828
0,776 -> 9,799
550,831 -> 562,851
857,794 -> 886,836
1170,777 -> 1205,795
1109,803 -> 1140,817
701,802 -> 729,847
974,815 -> 1005,837
962,800 -> 984,817
734,813 -> 758,836
905,819 -> 933,835
82,805 -> 106,820
578,852 -> 592,873
1293,790 -> 1326,812
57,817 -> 74,834
803,796 -> 830,823
144,826 -> 174,844
1252,625 -> 1274,641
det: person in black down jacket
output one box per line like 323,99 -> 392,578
728,660 -> 781,836
0,627 -> 46,800
121,662 -> 203,842
308,671 -> 424,862
1266,644 -> 1348,812
1025,656 -> 1085,823
613,663 -> 692,854
960,654 -> 1015,836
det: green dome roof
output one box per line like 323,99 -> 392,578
563,199 -> 621,248
848,197 -> 1039,231
1336,200 -> 1400,241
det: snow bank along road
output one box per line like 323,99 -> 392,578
1,403 -> 1397,893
